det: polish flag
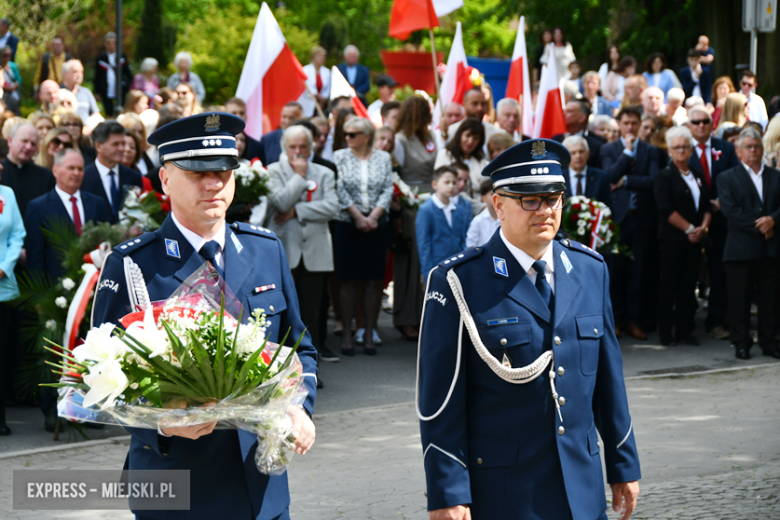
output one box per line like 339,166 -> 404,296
389,0 -> 439,41
532,64 -> 566,138
236,2 -> 308,140
505,16 -> 534,137
330,66 -> 370,119
432,0 -> 463,17
433,21 -> 468,128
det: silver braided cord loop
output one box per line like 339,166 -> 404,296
123,256 -> 150,311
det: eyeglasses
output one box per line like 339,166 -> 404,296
740,81 -> 754,87
498,192 -> 566,211
689,119 -> 711,126
671,145 -> 692,152
51,138 -> 73,148
344,132 -> 362,139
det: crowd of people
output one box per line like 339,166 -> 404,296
1,23 -> 780,437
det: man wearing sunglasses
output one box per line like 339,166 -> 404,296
686,105 -> 738,340
417,138 -> 641,520
738,70 -> 768,131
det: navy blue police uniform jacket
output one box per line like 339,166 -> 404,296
91,215 -> 318,520
417,229 -> 641,519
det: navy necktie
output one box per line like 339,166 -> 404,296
532,260 -> 552,308
109,170 -> 120,216
199,240 -> 224,279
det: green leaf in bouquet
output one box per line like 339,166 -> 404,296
224,305 -> 244,397
186,331 -> 219,397
160,320 -> 189,369
246,329 -> 306,390
139,376 -> 163,408
214,296 -> 227,397
158,321 -> 212,398
230,335 -> 274,396
121,332 -> 204,397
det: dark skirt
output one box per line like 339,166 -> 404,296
333,220 -> 388,281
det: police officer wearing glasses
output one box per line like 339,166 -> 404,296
417,138 -> 641,520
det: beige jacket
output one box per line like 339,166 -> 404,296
265,159 -> 338,272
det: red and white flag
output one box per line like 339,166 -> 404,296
236,2 -> 308,140
330,66 -> 370,119
505,16 -> 534,137
433,21 -> 469,128
532,64 -> 566,139
388,0 -> 440,41
432,0 -> 463,17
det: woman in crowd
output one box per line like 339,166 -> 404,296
121,129 -> 143,172
117,112 -> 157,188
540,27 -> 576,81
300,47 -> 330,118
642,53 -> 681,99
331,108 -> 355,154
131,58 -> 160,99
266,125 -> 340,361
487,132 -> 515,160
173,82 -> 202,117
589,114 -> 618,142
481,82 -> 496,124
29,112 -> 54,143
763,115 -> 780,168
375,126 -> 400,173
709,76 -> 737,128
533,29 -> 553,84
236,132 -> 250,165
652,115 -> 674,158
1,46 -> 20,114
392,96 -> 437,341
0,160 -> 26,436
654,126 -> 711,346
56,111 -> 95,162
166,52 -> 205,103
311,116 -> 330,157
35,127 -> 72,169
333,118 -> 394,355
603,56 -> 636,103
638,114 -> 658,143
715,93 -> 749,136
154,87 -> 178,109
434,117 -> 488,196
124,90 -> 149,115
598,45 -> 621,85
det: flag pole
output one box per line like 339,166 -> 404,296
304,82 -> 327,120
429,28 -> 443,117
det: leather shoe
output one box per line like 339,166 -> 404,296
0,421 -> 10,435
678,336 -> 701,346
761,347 -> 780,359
734,347 -> 751,360
44,408 -> 57,432
707,326 -> 730,340
660,339 -> 677,347
627,323 -> 648,341
614,326 -> 622,339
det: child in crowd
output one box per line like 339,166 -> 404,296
452,160 -> 483,216
487,132 -> 515,160
568,60 -> 582,91
416,165 -> 472,281
466,179 -> 501,247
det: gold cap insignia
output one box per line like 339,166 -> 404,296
204,114 -> 221,132
531,140 -> 546,159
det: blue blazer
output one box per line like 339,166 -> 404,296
417,232 -> 641,518
24,189 -> 113,282
336,62 -> 370,95
81,161 -> 143,222
642,70 -> 678,99
0,186 -> 26,301
686,137 -> 739,199
258,128 -> 283,167
91,215 -> 318,520
564,166 -> 613,209
416,197 -> 471,277
679,66 -> 713,104
593,95 -> 611,116
599,139 -> 662,225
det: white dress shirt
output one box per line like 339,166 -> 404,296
95,159 -> 120,207
54,186 -> 85,225
106,52 -> 116,99
678,170 -> 700,211
743,162 -> 765,202
431,193 -> 457,227
568,166 -> 588,196
692,137 -> 712,173
466,207 -> 500,247
499,229 -> 555,294
171,212 -> 226,270
746,92 -> 769,131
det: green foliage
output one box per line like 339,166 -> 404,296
136,0 -> 166,66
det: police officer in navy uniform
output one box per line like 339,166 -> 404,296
417,139 -> 641,520
91,112 -> 318,520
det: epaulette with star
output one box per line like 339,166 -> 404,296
558,237 -> 604,262
231,221 -> 277,239
438,246 -> 484,270
111,233 -> 156,257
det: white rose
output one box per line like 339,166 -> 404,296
577,227 -> 587,236
45,319 -> 57,330
74,323 -> 128,363
578,212 -> 591,220
62,278 -> 76,290
55,296 -> 68,308
82,359 -> 129,409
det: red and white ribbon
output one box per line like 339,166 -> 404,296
589,209 -> 604,250
306,179 -> 318,202
63,242 -> 112,355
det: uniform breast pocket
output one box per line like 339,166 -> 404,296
576,314 -> 603,375
246,290 -> 287,338
477,321 -> 533,367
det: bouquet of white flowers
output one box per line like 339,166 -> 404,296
561,196 -> 621,254
393,172 -> 431,209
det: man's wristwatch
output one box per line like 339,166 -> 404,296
685,224 -> 696,234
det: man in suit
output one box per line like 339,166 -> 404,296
93,32 -> 132,116
686,105 -> 739,339
495,98 -> 522,142
717,127 -> 780,360
553,99 -> 606,168
563,135 -> 612,208
600,106 -> 662,340
679,49 -> 712,104
0,122 -> 55,217
0,18 -> 19,61
81,120 -> 142,222
25,149 -> 113,282
336,45 -> 370,95
32,35 -> 71,92
91,112 -> 318,520
257,102 -> 303,167
445,88 -> 502,146
582,71 -> 611,117
225,96 -> 264,164
418,139 -> 641,520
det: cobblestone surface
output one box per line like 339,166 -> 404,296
1,365 -> 779,519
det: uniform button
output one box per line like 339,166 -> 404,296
476,457 -> 483,465
144,445 -> 151,449
558,396 -> 566,406
558,426 -> 565,435
269,305 -> 275,312
558,366 -> 565,376
554,336 -> 561,345
500,338 -> 507,346
594,328 -> 598,334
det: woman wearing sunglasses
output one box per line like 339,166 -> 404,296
35,127 -> 73,169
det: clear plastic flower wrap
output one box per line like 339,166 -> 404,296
47,264 -> 308,475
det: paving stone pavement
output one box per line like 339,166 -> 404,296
1,365 -> 779,519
